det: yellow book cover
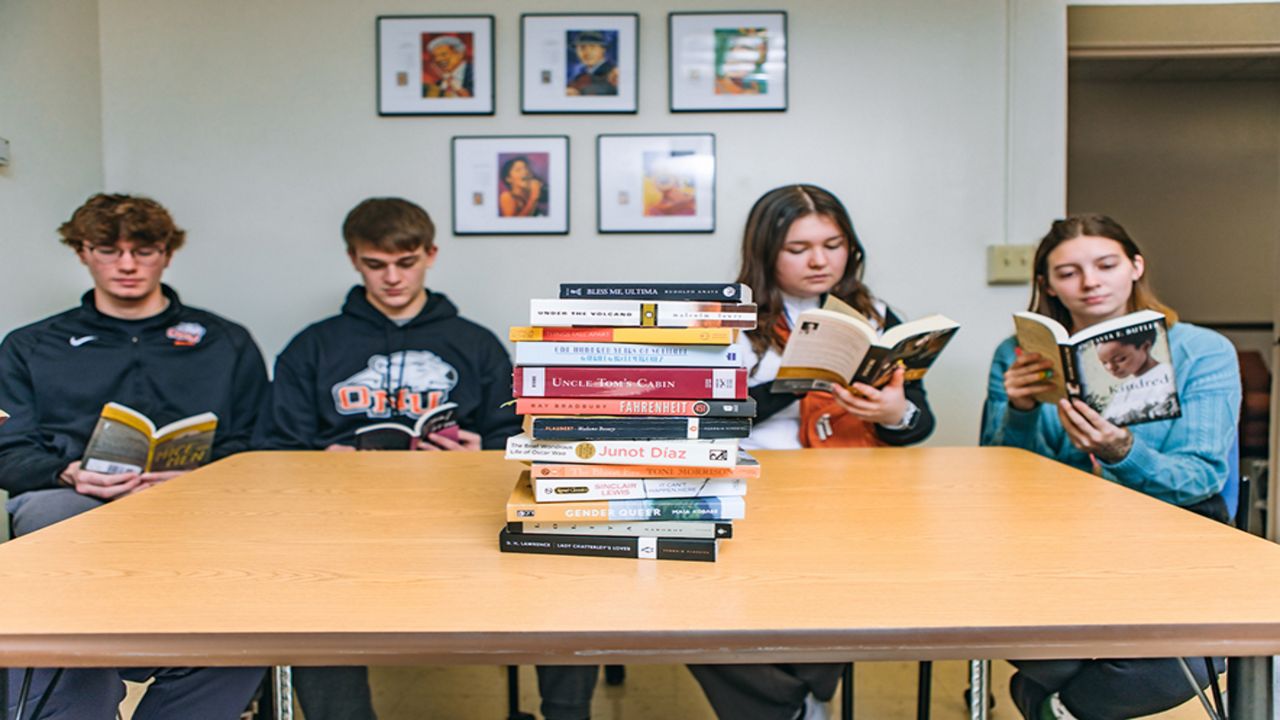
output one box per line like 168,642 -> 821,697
82,402 -> 218,474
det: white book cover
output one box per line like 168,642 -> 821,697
533,477 -> 747,502
505,433 -> 739,468
514,342 -> 744,367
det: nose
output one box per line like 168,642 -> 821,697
808,247 -> 828,268
117,250 -> 139,271
385,266 -> 402,285
1079,267 -> 1101,288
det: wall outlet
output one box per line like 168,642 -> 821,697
986,244 -> 1035,285
0,137 -> 9,166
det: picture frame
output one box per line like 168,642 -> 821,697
521,13 -> 639,114
377,15 -> 495,116
452,135 -> 570,235
596,133 -> 716,234
668,11 -> 788,112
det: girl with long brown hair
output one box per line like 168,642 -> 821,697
690,184 -> 936,720
982,214 -> 1241,719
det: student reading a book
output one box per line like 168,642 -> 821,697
689,184 -> 936,720
255,197 -> 593,720
0,193 -> 268,717
982,214 -> 1241,720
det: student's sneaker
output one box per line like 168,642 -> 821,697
793,692 -> 831,720
1039,692 -> 1079,720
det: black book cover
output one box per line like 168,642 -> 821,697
559,283 -> 750,303
529,416 -> 751,441
498,527 -> 717,562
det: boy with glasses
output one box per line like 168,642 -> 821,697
257,196 -> 596,720
0,193 -> 268,716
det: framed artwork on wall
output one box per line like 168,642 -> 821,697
668,11 -> 788,112
377,15 -> 495,116
452,135 -> 570,235
521,13 -> 639,114
596,133 -> 716,233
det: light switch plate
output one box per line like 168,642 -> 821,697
987,244 -> 1035,285
0,137 -> 9,166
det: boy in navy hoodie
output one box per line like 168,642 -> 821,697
258,197 -> 597,720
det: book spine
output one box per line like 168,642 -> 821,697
513,367 -> 748,399
558,283 -> 750,304
533,477 -> 747,501
514,397 -> 757,418
505,494 -> 745,522
506,434 -> 739,468
514,342 -> 743,368
498,528 -> 717,562
1061,346 -> 1081,397
506,521 -> 733,540
530,461 -> 760,480
530,299 -> 757,329
508,326 -> 736,344
529,416 -> 752,441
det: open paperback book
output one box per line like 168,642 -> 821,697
82,402 -> 217,474
1014,309 -> 1180,426
354,402 -> 460,450
772,296 -> 959,393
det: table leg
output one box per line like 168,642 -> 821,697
1229,656 -> 1278,719
272,666 -> 293,720
968,660 -> 990,720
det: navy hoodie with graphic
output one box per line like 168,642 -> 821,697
258,286 -> 521,451
0,285 -> 269,497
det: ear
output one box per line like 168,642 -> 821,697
347,249 -> 360,272
76,247 -> 90,267
424,244 -> 439,268
1131,254 -> 1145,281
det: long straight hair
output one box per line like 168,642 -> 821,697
737,184 -> 879,359
1029,214 -> 1178,330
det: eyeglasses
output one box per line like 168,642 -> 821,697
85,245 -> 167,266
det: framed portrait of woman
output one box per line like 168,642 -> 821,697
596,133 -> 716,233
668,11 -> 787,112
451,136 -> 570,235
521,13 -> 639,114
377,15 -> 495,116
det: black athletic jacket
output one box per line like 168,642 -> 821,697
0,285 -> 269,496
257,287 -> 521,451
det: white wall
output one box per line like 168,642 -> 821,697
23,1 -> 1263,446
0,0 -> 105,324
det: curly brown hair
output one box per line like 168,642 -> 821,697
58,193 -> 186,253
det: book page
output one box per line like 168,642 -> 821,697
1012,314 -> 1069,403
151,415 -> 218,471
773,309 -> 874,390
82,403 -> 154,474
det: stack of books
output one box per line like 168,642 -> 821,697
500,283 -> 760,562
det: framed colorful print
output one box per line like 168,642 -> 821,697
377,15 -> 495,116
596,133 -> 715,234
451,136 -> 570,235
520,13 -> 639,114
668,11 -> 787,112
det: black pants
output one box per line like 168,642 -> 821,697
688,663 -> 842,720
1010,657 -> 1225,720
294,665 -> 598,720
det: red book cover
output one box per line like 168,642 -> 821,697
513,367 -> 748,400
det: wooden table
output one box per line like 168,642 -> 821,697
2,448 -> 1279,713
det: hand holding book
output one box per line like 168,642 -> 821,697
1003,347 -> 1059,411
829,365 -> 911,426
1056,397 -> 1134,463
